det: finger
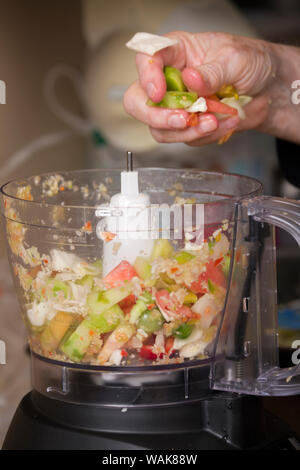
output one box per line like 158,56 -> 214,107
150,113 -> 219,143
123,81 -> 190,129
135,33 -> 185,102
182,63 -> 226,96
135,53 -> 166,102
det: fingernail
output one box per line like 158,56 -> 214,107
199,116 -> 218,133
223,116 -> 240,130
146,82 -> 156,99
168,114 -> 187,129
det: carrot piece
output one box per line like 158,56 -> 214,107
187,112 -> 199,127
206,98 -> 238,116
218,130 -> 235,145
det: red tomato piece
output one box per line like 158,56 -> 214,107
118,293 -> 136,312
214,257 -> 224,266
139,345 -> 157,361
206,98 -> 238,116
165,337 -> 174,354
104,261 -> 137,287
189,272 -> 207,294
206,260 -> 227,288
187,112 -> 199,127
189,260 -> 226,293
155,289 -> 172,314
175,305 -> 193,320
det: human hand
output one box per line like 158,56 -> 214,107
123,31 -> 276,146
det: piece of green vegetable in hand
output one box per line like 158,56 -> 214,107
138,308 -> 164,333
164,66 -> 187,92
173,322 -> 194,339
147,91 -> 197,109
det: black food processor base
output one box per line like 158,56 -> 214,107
2,392 -> 298,450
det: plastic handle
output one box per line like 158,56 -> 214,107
248,195 -> 300,395
248,196 -> 300,246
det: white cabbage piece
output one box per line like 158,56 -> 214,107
109,349 -> 123,366
216,95 -> 252,120
179,340 -> 207,358
126,32 -> 178,56
192,293 -> 222,329
50,249 -> 100,278
211,233 -> 230,261
186,97 -> 207,113
27,301 -> 56,327
50,249 -> 82,272
173,327 -> 203,350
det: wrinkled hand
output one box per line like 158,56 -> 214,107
123,31 -> 275,146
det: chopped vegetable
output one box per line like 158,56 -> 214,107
89,304 -> 124,331
174,251 -> 195,264
126,32 -> 179,56
139,345 -> 157,361
138,308 -> 164,334
183,291 -> 198,305
97,321 -> 135,364
216,84 -> 239,100
60,318 -> 99,361
20,220 -> 230,365
87,285 -> 132,316
147,91 -> 198,109
205,98 -> 238,116
134,256 -> 152,280
185,97 -> 207,113
129,291 -> 153,324
164,66 -> 187,92
151,239 -> 173,260
40,311 -> 77,354
173,322 -> 194,339
103,260 -> 137,288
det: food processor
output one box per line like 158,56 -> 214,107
1,161 -> 300,450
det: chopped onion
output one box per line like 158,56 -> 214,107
186,97 -> 207,113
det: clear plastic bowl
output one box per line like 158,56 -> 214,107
0,169 -> 262,372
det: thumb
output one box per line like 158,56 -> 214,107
182,63 -> 226,96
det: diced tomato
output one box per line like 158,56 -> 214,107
189,272 -> 207,294
214,257 -> 224,266
104,261 -> 137,288
187,112 -> 199,127
139,345 -> 157,361
118,293 -> 136,312
121,349 -> 128,357
165,337 -> 174,354
155,289 -> 172,315
175,305 -> 193,320
206,260 -> 227,288
206,98 -> 238,116
189,260 -> 226,293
